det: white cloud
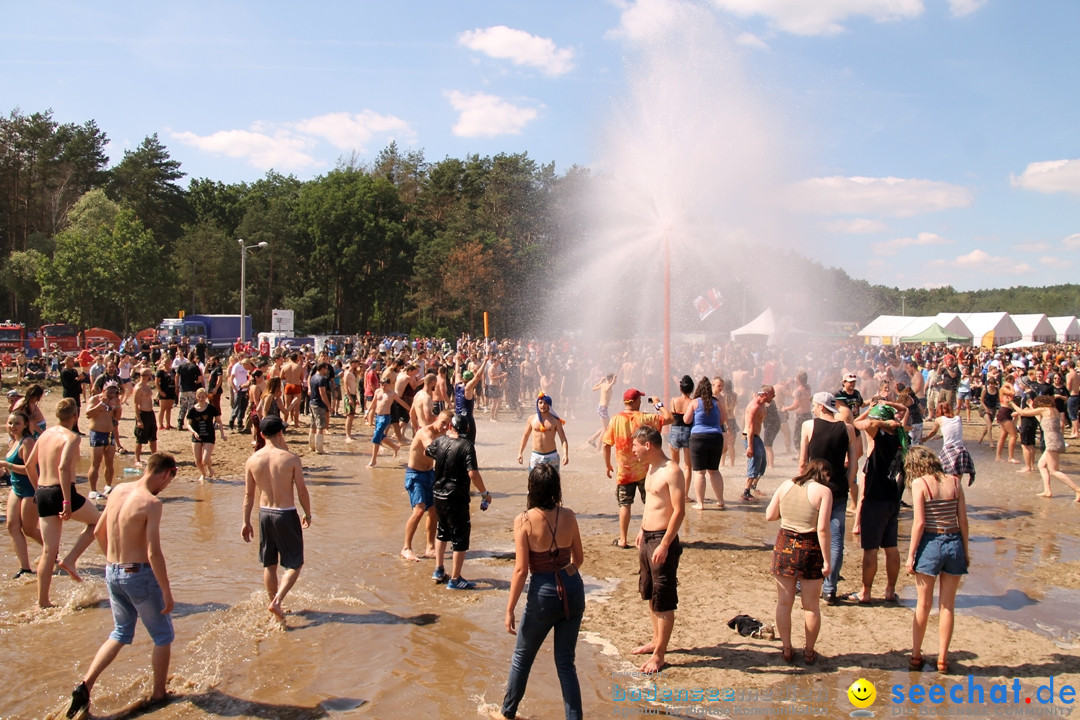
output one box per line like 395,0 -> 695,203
933,249 -> 1034,275
822,218 -> 888,234
948,0 -> 988,17
788,176 -> 973,217
1011,158 -> 1080,197
1063,233 -> 1080,249
291,111 -> 416,151
458,26 -> 574,76
171,128 -> 318,171
1040,256 -> 1073,269
446,91 -> 539,138
736,32 -> 770,50
872,231 -> 951,255
709,0 -> 924,36
1014,241 -> 1050,253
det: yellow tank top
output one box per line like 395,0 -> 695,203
779,482 -> 818,534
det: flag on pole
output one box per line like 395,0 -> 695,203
693,288 -> 723,321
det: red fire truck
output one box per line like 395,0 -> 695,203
0,321 -> 27,353
29,323 -> 81,353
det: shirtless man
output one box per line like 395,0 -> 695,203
241,416 -> 312,622
86,382 -> 123,500
1066,360 -> 1080,439
487,356 -> 508,422
343,358 -> 361,443
280,352 -> 305,427
742,386 -> 774,500
629,425 -> 685,674
517,394 -> 569,468
782,371 -> 812,450
401,410 -> 452,562
132,370 -> 158,467
26,398 -> 101,608
411,372 -> 438,429
587,372 -> 618,449
367,375 -> 404,467
65,453 -> 177,720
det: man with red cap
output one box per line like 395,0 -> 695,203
603,388 -> 673,548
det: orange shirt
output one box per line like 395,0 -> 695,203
602,410 -> 665,485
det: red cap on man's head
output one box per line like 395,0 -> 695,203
623,388 -> 644,403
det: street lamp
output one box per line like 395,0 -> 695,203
901,293 -> 907,317
238,239 -> 268,345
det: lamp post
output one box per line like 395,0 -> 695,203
238,239 -> 268,345
901,294 -> 907,317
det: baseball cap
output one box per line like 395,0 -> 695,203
623,388 -> 644,403
811,391 -> 839,414
259,416 -> 285,437
843,373 -> 857,383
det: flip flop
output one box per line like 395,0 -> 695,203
612,539 -> 632,549
845,592 -> 871,605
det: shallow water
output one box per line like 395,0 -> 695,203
1,415 -> 1078,718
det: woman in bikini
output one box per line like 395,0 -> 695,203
3,411 -> 41,578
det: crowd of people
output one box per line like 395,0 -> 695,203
5,331 -> 1080,719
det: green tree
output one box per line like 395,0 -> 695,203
108,133 -> 190,247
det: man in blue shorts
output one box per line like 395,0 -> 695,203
66,452 -> 178,719
742,386 -> 774,500
401,410 -> 452,562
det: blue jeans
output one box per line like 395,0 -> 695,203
822,503 -> 847,597
501,569 -> 585,720
106,564 -> 174,646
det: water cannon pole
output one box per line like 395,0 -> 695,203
663,233 -> 671,403
483,311 -> 489,340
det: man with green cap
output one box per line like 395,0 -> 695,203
850,399 -> 909,604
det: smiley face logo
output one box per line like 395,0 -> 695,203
847,678 -> 877,708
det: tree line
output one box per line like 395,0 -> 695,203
1,108 -> 1076,338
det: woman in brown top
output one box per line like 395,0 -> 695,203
765,458 -> 833,665
904,446 -> 969,673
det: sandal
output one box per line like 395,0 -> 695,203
804,649 -> 818,665
782,646 -> 795,663
909,654 -> 923,671
937,658 -> 950,674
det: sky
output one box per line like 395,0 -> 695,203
3,0 -> 1079,293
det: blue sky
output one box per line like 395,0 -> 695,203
3,0 -> 1079,292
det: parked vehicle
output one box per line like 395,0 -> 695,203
29,323 -> 80,353
159,314 -> 253,351
0,321 -> 27,354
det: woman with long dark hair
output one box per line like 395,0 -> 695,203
3,411 -> 40,578
683,377 -> 726,509
669,375 -> 695,496
498,463 -> 585,720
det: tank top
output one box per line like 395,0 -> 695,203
982,388 -> 999,410
671,397 -> 689,428
779,482 -> 818,534
806,418 -> 850,501
5,438 -> 28,484
864,429 -> 901,503
940,416 -> 963,446
923,476 -> 960,534
527,508 -> 572,573
454,384 -> 473,417
690,398 -> 723,435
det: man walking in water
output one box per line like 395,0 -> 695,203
629,425 -> 685,674
242,416 -> 312,622
65,453 -> 178,720
401,410 -> 452,562
26,398 -> 101,608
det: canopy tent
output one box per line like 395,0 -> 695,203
856,315 -> 914,345
956,312 -> 1021,348
1049,316 -> 1080,343
899,322 -> 972,344
730,308 -> 802,346
1010,314 -> 1058,344
998,339 -> 1045,350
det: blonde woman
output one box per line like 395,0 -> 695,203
904,446 -> 969,673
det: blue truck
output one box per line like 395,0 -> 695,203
159,314 -> 253,350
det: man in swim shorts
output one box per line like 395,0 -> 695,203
516,393 -> 569,469
242,416 -> 311,623
401,410 -> 452,562
280,351 -> 305,427
132,370 -> 159,467
367,374 -> 403,467
742,386 -> 774,500
630,425 -> 685,674
65,452 -> 178,720
86,382 -> 123,500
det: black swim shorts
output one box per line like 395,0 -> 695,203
35,485 -> 87,517
639,529 -> 681,613
434,497 -> 471,552
259,507 -> 304,569
858,498 -> 899,551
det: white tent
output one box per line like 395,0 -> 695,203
957,312 -> 1021,348
930,313 -> 975,340
730,308 -> 801,346
1049,316 -> 1080,343
1011,314 -> 1058,344
857,315 -> 914,345
998,340 -> 1044,350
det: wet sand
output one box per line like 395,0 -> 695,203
1,395 -> 1078,718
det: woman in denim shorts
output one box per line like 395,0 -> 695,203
904,446 -> 970,674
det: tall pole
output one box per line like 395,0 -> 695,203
239,243 -> 247,344
663,233 -> 671,403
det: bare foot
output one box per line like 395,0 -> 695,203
1074,493 -> 1080,504
631,643 -> 656,655
365,462 -> 376,468
640,654 -> 667,673
1008,459 -> 1020,464
691,502 -> 704,510
1036,492 -> 1054,498
345,436 -> 355,443
1017,468 -> 1033,473
423,547 -> 436,558
268,599 -> 286,622
400,549 -> 421,562
57,559 -> 82,582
